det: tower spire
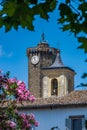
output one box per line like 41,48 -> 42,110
40,33 -> 48,44
48,50 -> 65,68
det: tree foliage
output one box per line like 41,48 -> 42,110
0,0 -> 56,32
58,0 -> 87,87
58,0 -> 87,53
0,0 -> 86,53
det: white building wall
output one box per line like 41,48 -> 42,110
20,107 -> 87,130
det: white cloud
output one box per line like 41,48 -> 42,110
0,45 -> 13,58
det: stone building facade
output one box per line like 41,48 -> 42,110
27,34 -> 75,98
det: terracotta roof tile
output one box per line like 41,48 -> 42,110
18,90 -> 87,109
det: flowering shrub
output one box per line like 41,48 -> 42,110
0,70 -> 39,130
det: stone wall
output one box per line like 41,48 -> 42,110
27,42 -> 57,98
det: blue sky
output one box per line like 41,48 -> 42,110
0,9 -> 87,89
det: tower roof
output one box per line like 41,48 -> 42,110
42,50 -> 75,72
49,50 -> 65,68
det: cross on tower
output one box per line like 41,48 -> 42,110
41,33 -> 45,42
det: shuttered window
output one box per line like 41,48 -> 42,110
65,115 -> 85,130
65,118 -> 72,130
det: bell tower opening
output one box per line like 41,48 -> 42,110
67,79 -> 73,93
51,78 -> 58,96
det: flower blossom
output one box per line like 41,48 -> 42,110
19,113 -> 39,129
6,120 -> 16,128
0,70 -> 39,130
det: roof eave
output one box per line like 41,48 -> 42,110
18,103 -> 87,110
42,67 -> 75,73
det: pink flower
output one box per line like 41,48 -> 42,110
6,120 -> 16,128
29,95 -> 35,102
29,113 -> 35,120
20,113 -> 26,119
34,121 -> 39,126
10,121 -> 16,128
26,123 -> 31,128
8,78 -> 17,84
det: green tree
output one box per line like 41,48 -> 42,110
0,0 -> 87,86
58,0 -> 87,86
0,0 -> 56,32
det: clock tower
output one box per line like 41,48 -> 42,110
27,34 -> 75,98
27,34 -> 57,98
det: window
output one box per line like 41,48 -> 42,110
72,118 -> 82,130
67,79 -> 72,92
51,79 -> 58,96
66,115 -> 85,130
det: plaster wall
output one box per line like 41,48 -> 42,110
20,107 -> 87,130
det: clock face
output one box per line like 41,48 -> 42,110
31,55 -> 39,65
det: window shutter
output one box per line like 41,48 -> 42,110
65,118 -> 72,130
82,118 -> 86,130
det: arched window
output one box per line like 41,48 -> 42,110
51,79 -> 58,96
68,79 -> 72,92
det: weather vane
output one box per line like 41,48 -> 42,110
41,32 -> 45,42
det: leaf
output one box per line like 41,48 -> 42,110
50,0 -> 56,10
77,83 -> 87,88
78,37 -> 87,53
61,24 -> 71,32
5,23 -> 12,32
10,83 -> 17,89
39,5 -> 49,20
0,0 -> 57,31
32,3 -> 48,20
1,1 -> 17,17
81,21 -> 87,33
13,23 -> 18,30
79,0 -> 85,2
81,73 -> 87,78
85,59 -> 87,62
78,2 -> 87,12
0,18 -> 3,28
25,15 -> 34,30
59,3 -> 72,17
6,71 -> 10,78
65,0 -> 70,4
58,17 -> 66,24
29,0 -> 37,5
80,83 -> 87,87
